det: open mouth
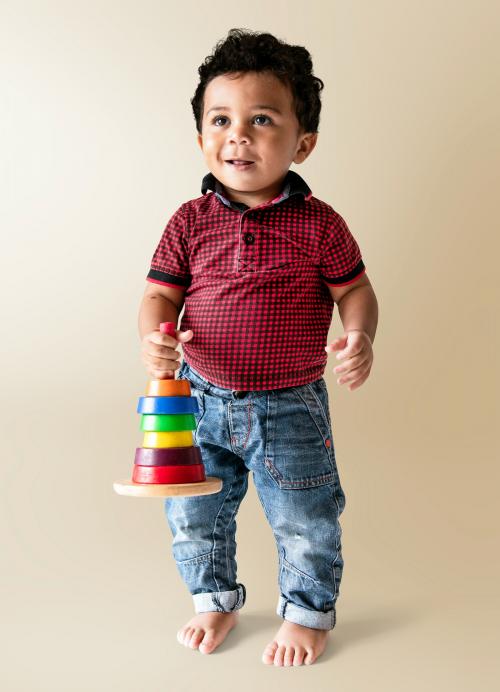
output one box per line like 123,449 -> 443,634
225,160 -> 254,168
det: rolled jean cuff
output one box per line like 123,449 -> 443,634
193,584 -> 246,614
277,595 -> 336,630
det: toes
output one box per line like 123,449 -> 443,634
303,648 -> 316,665
283,646 -> 295,667
184,628 -> 196,646
188,627 -> 204,648
199,632 -> 216,654
293,647 -> 306,666
261,641 -> 278,665
177,627 -> 192,645
273,644 -> 286,666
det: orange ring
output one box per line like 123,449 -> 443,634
146,379 -> 191,396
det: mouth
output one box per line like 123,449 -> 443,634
225,159 -> 255,168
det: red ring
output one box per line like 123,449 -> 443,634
132,463 -> 206,484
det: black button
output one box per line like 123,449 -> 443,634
233,390 -> 248,398
244,233 -> 255,244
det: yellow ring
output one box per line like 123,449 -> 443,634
142,430 -> 193,448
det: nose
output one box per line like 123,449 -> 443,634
228,121 -> 251,144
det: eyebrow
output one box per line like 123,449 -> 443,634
206,105 -> 283,115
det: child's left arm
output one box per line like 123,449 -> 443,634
324,273 -> 379,391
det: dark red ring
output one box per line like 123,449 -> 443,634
134,446 -> 203,467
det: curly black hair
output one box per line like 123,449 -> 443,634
191,28 -> 324,135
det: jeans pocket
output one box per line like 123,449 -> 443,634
264,387 -> 336,490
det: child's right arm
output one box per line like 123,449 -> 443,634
138,281 -> 193,379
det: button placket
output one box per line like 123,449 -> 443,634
238,212 -> 257,272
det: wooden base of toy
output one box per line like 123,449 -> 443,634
113,476 -> 222,498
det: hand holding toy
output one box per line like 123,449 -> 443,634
113,322 -> 222,498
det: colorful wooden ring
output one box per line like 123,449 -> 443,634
134,446 -> 202,466
137,396 -> 199,415
132,463 -> 206,484
142,430 -> 193,448
140,413 -> 196,432
146,379 -> 191,397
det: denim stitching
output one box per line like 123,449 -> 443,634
264,391 -> 273,468
210,479 -> 236,592
228,400 -> 253,451
176,551 -> 212,566
224,473 -> 248,585
305,380 -> 331,432
281,550 -> 322,585
295,387 -> 335,471
293,388 -> 327,441
263,458 -> 335,489
251,466 -> 277,534
228,403 -> 236,451
192,390 -> 206,442
242,401 -> 253,449
211,471 -> 249,592
330,484 -> 342,603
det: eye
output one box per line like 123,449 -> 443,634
254,114 -> 272,126
210,114 -> 273,126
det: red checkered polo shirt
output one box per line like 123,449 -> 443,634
146,169 -> 366,390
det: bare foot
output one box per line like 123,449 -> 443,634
177,611 -> 239,655
262,620 -> 329,666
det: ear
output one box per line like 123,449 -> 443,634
197,132 -> 203,150
293,132 -> 318,164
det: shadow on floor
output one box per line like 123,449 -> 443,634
208,604 -> 426,662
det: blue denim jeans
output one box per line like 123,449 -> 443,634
164,359 -> 347,630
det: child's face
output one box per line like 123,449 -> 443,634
197,71 -> 317,207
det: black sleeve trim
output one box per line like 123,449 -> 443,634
322,259 -> 366,286
146,268 -> 191,288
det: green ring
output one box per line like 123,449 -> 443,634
140,413 -> 197,432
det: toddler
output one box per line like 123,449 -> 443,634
138,28 -> 378,667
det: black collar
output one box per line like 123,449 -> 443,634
201,169 -> 312,211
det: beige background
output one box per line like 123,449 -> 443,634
1,0 -> 498,689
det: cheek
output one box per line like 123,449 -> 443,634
267,131 -> 295,155
201,138 -> 219,156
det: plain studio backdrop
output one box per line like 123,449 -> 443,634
1,1 -> 498,690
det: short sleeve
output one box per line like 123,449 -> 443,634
319,211 -> 366,286
146,205 -> 191,290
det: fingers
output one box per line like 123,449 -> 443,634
333,353 -> 364,375
345,369 -> 371,391
324,337 -> 347,355
143,352 -> 181,373
325,331 -> 371,361
142,341 -> 180,364
147,329 -> 178,348
176,329 -> 193,343
336,362 -> 372,389
141,329 -> 185,379
150,368 -> 176,379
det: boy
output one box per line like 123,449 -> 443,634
138,28 -> 378,667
